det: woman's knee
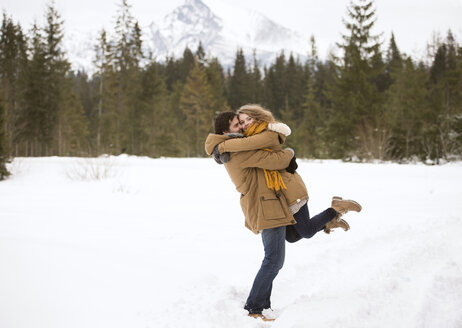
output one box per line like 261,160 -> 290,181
299,229 -> 316,239
294,223 -> 317,239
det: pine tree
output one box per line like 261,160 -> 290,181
43,2 -> 71,155
71,71 -> 96,154
195,41 -> 206,67
228,49 -> 251,109
164,56 -> 180,92
297,74 -> 323,158
20,23 -> 48,156
427,30 -> 462,161
327,0 -> 385,159
264,52 -> 287,118
286,53 -> 305,119
313,58 -> 336,111
180,61 -> 214,156
292,51 -> 335,160
0,99 -> 10,179
384,32 -> 403,88
249,51 -> 264,104
139,61 -> 176,157
93,29 -> 118,154
0,13 -> 27,156
385,57 -> 429,160
454,39 -> 462,156
295,37 -> 325,158
168,80 -> 188,155
58,78 -> 89,155
180,47 -> 195,82
113,0 -> 144,153
72,71 -> 94,128
21,2 -> 90,156
204,57 -> 228,112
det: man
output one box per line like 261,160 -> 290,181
204,111 -> 360,321
205,112 -> 297,321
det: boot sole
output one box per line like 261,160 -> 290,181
248,314 -> 276,322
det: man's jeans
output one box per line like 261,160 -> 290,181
244,203 -> 337,313
244,226 -> 286,314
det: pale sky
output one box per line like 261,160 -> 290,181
2,0 -> 462,60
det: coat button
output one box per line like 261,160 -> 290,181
291,220 -> 296,224
261,196 -> 265,200
297,198 -> 301,203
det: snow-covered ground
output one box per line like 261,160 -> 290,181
1,156 -> 461,328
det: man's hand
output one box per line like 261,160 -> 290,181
286,156 -> 298,174
212,145 -> 230,164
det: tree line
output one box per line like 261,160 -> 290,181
1,0 -> 462,178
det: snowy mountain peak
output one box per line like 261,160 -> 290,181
65,0 -> 309,72
145,0 -> 308,66
170,0 -> 218,26
143,0 -> 223,60
183,0 -> 212,13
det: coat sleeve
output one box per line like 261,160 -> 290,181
218,131 -> 281,153
239,149 -> 293,171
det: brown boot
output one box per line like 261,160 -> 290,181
324,217 -> 350,234
248,313 -> 276,322
331,196 -> 362,215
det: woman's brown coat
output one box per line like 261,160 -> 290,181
205,131 -> 308,234
217,130 -> 309,208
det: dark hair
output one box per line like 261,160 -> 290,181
213,111 -> 237,134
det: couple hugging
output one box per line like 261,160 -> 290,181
204,104 -> 362,322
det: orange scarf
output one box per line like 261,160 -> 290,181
244,121 -> 287,192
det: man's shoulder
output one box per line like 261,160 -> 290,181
204,133 -> 230,155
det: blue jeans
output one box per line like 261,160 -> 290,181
244,226 -> 286,314
244,203 -> 337,313
289,203 -> 337,242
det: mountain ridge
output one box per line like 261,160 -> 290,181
64,0 -> 310,73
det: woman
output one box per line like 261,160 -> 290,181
218,104 -> 361,237
214,104 -> 362,320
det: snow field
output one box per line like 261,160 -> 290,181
0,156 -> 461,328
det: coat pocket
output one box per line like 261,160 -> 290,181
260,194 -> 286,220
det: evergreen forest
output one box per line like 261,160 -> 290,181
1,0 -> 462,179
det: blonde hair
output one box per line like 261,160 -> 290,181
237,104 -> 276,123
